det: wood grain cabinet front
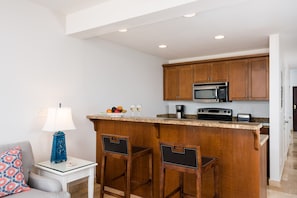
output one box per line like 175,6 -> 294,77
163,54 -> 269,101
163,65 -> 193,100
228,59 -> 249,100
228,56 -> 269,101
250,57 -> 269,100
193,61 -> 228,83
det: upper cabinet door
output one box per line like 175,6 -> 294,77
193,63 -> 211,83
228,59 -> 249,100
163,67 -> 179,100
178,65 -> 193,100
228,56 -> 269,101
249,57 -> 269,100
163,65 -> 193,100
194,62 -> 228,83
211,61 -> 228,82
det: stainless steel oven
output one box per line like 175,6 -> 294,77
197,108 -> 233,121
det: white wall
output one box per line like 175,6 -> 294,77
166,101 -> 269,118
291,69 -> 297,85
0,0 -> 166,163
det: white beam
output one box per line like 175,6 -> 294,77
65,0 -> 196,38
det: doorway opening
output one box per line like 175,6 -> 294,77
293,86 -> 297,131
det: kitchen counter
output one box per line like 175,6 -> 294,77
87,114 -> 263,130
87,114 -> 268,198
260,134 -> 269,146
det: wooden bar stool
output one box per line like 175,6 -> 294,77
100,134 -> 153,198
160,142 -> 219,198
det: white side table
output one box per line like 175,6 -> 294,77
35,156 -> 97,198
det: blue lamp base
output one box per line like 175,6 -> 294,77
51,131 -> 67,163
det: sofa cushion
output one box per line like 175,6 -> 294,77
7,188 -> 70,198
0,146 -> 30,197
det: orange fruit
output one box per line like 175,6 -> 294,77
106,109 -> 112,113
117,106 -> 123,111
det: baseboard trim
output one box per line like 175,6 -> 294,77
269,179 -> 281,187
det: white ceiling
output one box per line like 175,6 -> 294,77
29,0 -> 297,66
28,0 -> 109,14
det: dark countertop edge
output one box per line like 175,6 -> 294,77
87,115 -> 263,130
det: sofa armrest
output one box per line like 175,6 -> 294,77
28,172 -> 63,192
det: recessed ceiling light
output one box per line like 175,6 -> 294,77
215,35 -> 224,40
118,28 -> 128,33
183,13 -> 196,18
158,44 -> 167,49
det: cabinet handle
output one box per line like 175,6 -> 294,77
294,104 -> 296,110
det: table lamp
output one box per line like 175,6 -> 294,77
42,104 -> 75,163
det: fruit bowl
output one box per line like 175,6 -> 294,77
106,106 -> 127,116
106,112 -> 125,117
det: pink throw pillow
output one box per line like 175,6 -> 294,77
0,146 -> 30,197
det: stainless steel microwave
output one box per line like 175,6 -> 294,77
193,82 -> 229,102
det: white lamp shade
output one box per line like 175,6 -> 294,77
42,107 -> 76,132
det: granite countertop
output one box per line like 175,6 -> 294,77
87,114 -> 263,130
260,134 -> 269,146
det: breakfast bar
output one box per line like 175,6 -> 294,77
87,115 -> 268,198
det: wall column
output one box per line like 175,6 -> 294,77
269,34 -> 282,183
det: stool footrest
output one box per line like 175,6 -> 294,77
131,178 -> 152,191
111,172 -> 125,182
165,186 -> 182,198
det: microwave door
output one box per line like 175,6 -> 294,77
194,89 -> 217,101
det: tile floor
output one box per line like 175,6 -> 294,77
267,132 -> 297,198
70,132 -> 297,198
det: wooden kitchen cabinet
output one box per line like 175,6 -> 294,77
193,61 -> 228,83
163,54 -> 269,101
193,63 -> 210,83
212,61 -> 229,82
228,59 -> 249,100
250,57 -> 269,100
163,65 -> 193,100
163,67 -> 178,100
228,56 -> 269,101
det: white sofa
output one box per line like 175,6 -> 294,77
0,141 -> 70,198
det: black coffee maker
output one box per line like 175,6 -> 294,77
176,105 -> 185,119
